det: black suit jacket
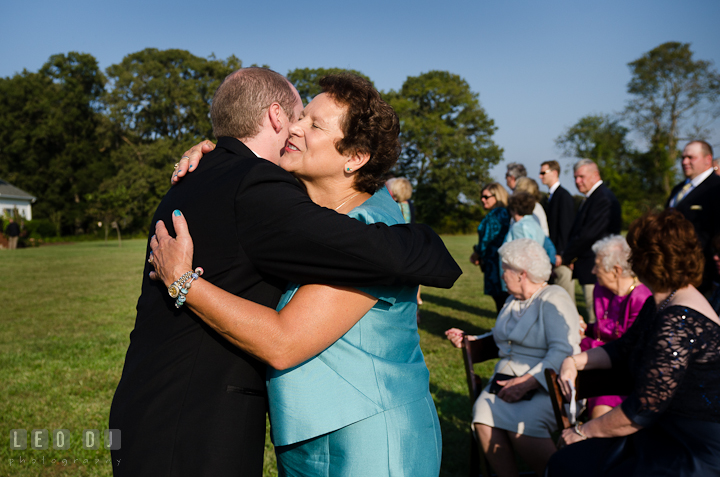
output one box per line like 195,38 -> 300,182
544,184 -> 576,253
667,172 -> 720,291
561,183 -> 622,285
109,137 -> 461,476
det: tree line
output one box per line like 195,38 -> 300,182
1,42 -> 717,240
556,42 -> 720,226
0,51 -> 502,238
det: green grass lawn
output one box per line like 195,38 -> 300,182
0,236 -> 585,476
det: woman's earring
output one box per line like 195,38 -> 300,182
346,166 -> 352,173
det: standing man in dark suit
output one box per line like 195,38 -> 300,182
667,140 -> 720,293
540,160 -> 576,301
560,159 -> 621,323
109,68 -> 461,476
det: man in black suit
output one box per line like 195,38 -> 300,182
540,160 -> 576,301
109,68 -> 461,476
560,159 -> 621,323
667,140 -> 720,293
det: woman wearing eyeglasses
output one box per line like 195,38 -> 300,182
471,182 -> 511,312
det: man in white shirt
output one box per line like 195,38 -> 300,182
540,160 -> 576,301
667,141 -> 720,292
561,159 -> 621,323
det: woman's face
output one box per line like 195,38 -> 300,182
280,93 -> 348,182
502,263 -> 524,298
592,254 -> 616,291
480,189 -> 497,210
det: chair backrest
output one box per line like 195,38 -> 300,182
545,367 -> 634,430
461,334 -> 499,402
460,333 -> 499,477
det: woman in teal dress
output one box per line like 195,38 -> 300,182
470,182 -> 510,312
149,74 -> 442,476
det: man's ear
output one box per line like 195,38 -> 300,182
268,102 -> 284,133
345,151 -> 371,173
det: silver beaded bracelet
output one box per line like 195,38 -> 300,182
168,267 -> 204,308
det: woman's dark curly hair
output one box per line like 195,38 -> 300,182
626,209 -> 704,292
507,192 -> 536,217
319,74 -> 401,193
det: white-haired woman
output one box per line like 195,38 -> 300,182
580,235 -> 652,418
446,238 -> 580,476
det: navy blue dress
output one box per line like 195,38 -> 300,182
547,302 -> 720,476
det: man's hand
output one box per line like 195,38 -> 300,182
171,140 -> 216,184
470,252 -> 481,266
555,255 -> 563,267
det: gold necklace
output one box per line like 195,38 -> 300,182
334,192 -> 361,211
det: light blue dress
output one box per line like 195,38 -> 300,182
267,189 -> 442,477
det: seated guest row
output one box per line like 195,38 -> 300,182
454,210 -> 720,476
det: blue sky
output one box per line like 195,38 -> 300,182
2,0 -> 719,190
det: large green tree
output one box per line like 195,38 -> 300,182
0,52 -> 114,233
101,49 -> 242,231
386,71 -> 502,232
286,67 -> 372,105
105,48 -> 241,142
624,42 -> 720,195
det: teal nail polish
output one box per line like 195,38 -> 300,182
188,165 -> 193,170
173,210 -> 181,217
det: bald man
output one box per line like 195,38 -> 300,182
560,159 -> 621,322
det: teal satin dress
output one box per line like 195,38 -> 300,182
267,189 -> 442,476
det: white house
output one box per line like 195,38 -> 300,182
0,179 -> 36,220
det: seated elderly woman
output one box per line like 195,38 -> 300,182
580,235 -> 652,419
446,238 -> 580,476
504,192 -> 556,265
548,210 -> 720,477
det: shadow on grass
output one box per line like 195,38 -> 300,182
422,293 -> 496,319
418,308 -> 494,340
431,382 -> 474,477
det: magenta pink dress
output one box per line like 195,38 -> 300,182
580,283 -> 652,411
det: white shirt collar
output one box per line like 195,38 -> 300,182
585,180 -> 603,198
690,168 -> 714,187
248,148 -> 261,158
549,181 -> 560,195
